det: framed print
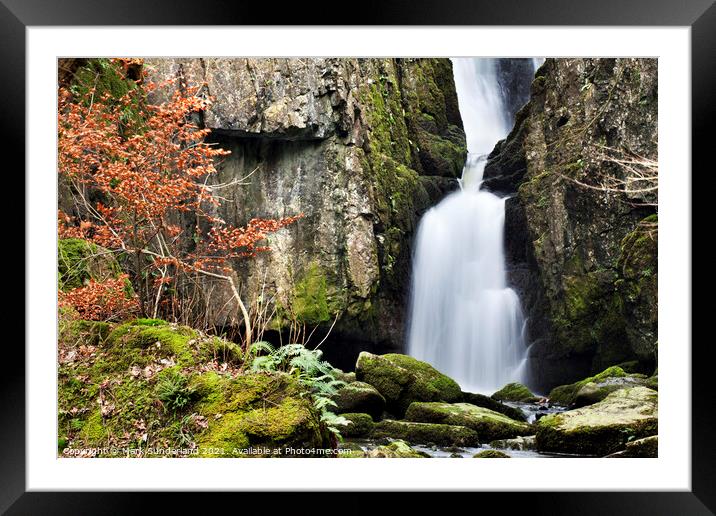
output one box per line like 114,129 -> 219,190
7,0 -> 713,512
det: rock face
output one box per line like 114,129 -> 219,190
535,386 -> 658,456
355,352 -> 463,417
144,58 -> 466,366
482,59 -> 658,391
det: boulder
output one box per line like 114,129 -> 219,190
536,386 -> 658,456
473,450 -> 511,458
489,435 -> 537,451
372,420 -> 479,447
548,366 -> 648,407
405,402 -> 533,441
355,352 -> 462,416
491,382 -> 540,403
332,381 -> 385,420
366,439 -> 429,458
461,391 -> 527,422
339,413 -> 374,438
606,435 -> 658,458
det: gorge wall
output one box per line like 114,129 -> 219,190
482,58 -> 658,391
144,58 -> 466,369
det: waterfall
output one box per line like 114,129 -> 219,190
407,58 -> 538,394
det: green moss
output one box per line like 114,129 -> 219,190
548,366 -> 628,406
405,402 -> 533,441
195,375 -> 323,457
491,383 -> 539,403
58,238 -> 122,291
372,420 -> 479,447
460,391 -> 527,422
335,412 -> 374,438
332,381 -> 386,420
105,319 -> 197,367
59,319 -> 111,346
367,439 -> 428,458
355,352 -> 462,416
69,59 -> 145,135
291,262 -> 331,324
473,450 -> 511,458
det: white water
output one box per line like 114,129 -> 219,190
407,58 -> 539,393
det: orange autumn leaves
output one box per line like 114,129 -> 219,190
58,275 -> 139,321
58,59 -> 302,320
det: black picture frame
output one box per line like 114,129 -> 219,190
6,0 -> 712,513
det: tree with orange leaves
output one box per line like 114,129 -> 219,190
58,58 -> 301,347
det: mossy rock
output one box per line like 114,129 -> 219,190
333,370 -> 356,384
548,366 -> 627,406
405,402 -> 533,441
366,439 -> 429,458
58,318 -> 329,457
58,238 -> 123,291
340,413 -> 375,438
104,319 -> 201,369
606,435 -> 658,458
59,319 -> 111,346
644,374 -> 658,391
491,382 -> 540,403
472,450 -> 511,458
355,352 -> 462,417
332,381 -> 386,420
193,372 -> 328,457
536,387 -> 658,456
461,391 -> 527,422
372,419 -> 479,447
489,435 -> 537,451
548,366 -> 646,407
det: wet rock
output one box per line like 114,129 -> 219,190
365,439 -> 429,458
489,435 -> 537,451
536,386 -> 658,456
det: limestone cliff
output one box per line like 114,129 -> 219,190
483,58 -> 658,390
144,58 -> 466,368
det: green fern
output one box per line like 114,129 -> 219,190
247,343 -> 348,438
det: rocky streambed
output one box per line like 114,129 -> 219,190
331,352 -> 659,458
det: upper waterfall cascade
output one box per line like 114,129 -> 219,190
407,58 -> 541,393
